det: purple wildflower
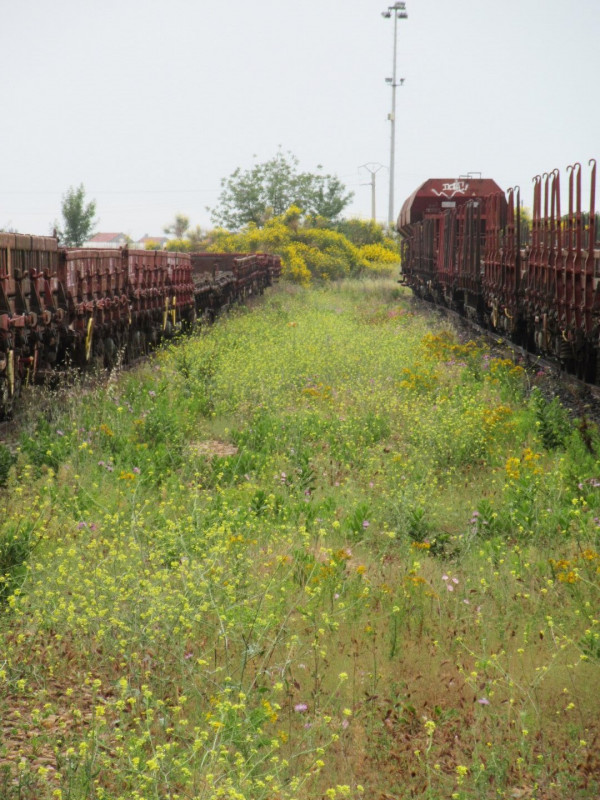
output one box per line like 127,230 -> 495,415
294,703 -> 308,713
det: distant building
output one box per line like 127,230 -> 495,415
83,232 -> 129,249
130,235 -> 169,250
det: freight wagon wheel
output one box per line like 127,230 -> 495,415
127,329 -> 143,361
577,342 -> 597,384
92,337 -> 105,373
42,332 -> 59,367
595,349 -> 600,385
557,337 -> 575,374
130,329 -> 149,361
0,374 -> 11,419
0,378 -> 11,420
0,350 -> 20,419
103,337 -> 117,370
148,326 -> 160,348
182,308 -> 197,333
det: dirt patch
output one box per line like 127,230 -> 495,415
190,440 -> 239,458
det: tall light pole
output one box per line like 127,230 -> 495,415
382,2 -> 407,229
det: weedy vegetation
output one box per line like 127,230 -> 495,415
0,279 -> 599,799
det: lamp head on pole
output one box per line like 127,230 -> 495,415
382,2 -> 408,19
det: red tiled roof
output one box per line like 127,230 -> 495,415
138,235 -> 168,243
88,232 -> 127,243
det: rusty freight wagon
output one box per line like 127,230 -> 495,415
398,162 -> 600,382
1,234 -> 280,417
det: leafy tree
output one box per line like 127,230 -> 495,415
154,221 -> 207,252
335,218 -> 386,246
299,172 -> 352,223
163,214 -> 190,239
56,184 -> 97,246
186,224 -> 205,251
211,151 -> 353,230
334,218 -> 400,257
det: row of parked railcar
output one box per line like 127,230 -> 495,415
397,161 -> 600,381
0,236 -> 281,415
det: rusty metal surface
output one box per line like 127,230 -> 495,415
397,177 -> 505,229
1,237 -> 279,415
398,162 -> 600,382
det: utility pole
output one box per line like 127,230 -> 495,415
382,2 -> 407,229
360,163 -> 384,222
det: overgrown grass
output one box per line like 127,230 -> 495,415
1,279 -> 599,799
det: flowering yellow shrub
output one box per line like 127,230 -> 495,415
164,238 -> 191,252
282,243 -> 312,286
204,207 -> 397,284
357,243 -> 400,264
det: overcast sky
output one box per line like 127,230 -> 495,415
2,0 -> 599,238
